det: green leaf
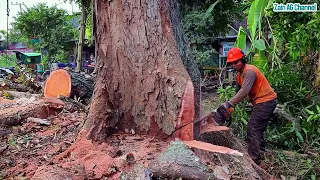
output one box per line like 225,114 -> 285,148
316,105 -> 320,113
252,50 -> 267,71
295,130 -> 304,142
8,138 -> 16,146
254,0 -> 268,32
240,118 -> 248,125
266,47 -> 273,53
305,109 -> 315,115
253,39 -> 266,51
247,0 -> 257,39
205,0 -> 222,19
307,115 -> 314,122
234,26 -> 247,50
247,0 -> 268,40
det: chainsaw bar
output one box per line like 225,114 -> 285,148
170,106 -> 232,136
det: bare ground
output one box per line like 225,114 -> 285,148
1,91 -> 315,179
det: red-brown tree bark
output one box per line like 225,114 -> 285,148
29,1 -> 274,179
83,0 -> 199,141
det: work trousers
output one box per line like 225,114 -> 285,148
247,98 -> 277,160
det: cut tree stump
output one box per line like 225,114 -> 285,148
200,123 -> 230,134
197,126 -> 276,180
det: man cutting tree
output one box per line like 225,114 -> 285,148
219,47 -> 278,164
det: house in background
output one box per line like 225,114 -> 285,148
200,20 -> 250,71
215,20 -> 250,68
0,41 -> 34,56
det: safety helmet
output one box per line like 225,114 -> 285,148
227,47 -> 245,63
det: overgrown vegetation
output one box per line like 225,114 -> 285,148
192,0 -> 320,179
12,4 -> 75,58
0,3 -> 81,70
0,55 -> 17,67
179,0 -> 244,66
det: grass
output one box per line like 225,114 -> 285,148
262,150 -> 319,179
0,55 -> 17,67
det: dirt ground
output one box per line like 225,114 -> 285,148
0,108 -> 85,179
0,90 -> 245,180
1,90 -> 314,180
0,95 -> 173,179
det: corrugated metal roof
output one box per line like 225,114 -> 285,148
21,52 -> 41,57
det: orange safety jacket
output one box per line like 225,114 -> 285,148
236,64 -> 277,104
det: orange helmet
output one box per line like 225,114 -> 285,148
227,47 -> 244,63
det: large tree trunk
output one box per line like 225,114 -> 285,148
30,1 -> 274,179
76,0 -> 87,72
83,0 -> 197,141
168,1 -> 201,139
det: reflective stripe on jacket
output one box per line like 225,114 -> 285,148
236,64 -> 277,104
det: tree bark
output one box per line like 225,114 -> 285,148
76,0 -> 87,72
84,0 -> 196,141
167,1 -> 201,139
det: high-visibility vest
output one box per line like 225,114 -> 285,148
236,64 -> 277,104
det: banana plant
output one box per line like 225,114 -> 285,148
234,0 -> 281,72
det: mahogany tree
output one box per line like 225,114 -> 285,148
83,0 -> 201,141
34,1 -> 272,179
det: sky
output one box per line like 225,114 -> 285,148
0,0 -> 80,30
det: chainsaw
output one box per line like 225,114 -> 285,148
171,106 -> 232,136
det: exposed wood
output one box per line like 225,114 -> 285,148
183,140 -> 243,156
197,128 -> 275,179
200,123 -> 230,134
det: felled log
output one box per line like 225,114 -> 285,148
273,105 -> 300,128
68,71 -> 94,100
148,139 -> 274,180
44,70 -> 93,104
0,97 -> 64,127
1,81 -> 29,92
5,91 -> 42,99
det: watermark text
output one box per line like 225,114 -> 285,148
273,3 -> 317,12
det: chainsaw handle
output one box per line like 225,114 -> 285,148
214,106 -> 233,127
226,108 -> 232,127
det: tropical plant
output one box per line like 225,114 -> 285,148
179,0 -> 244,66
234,0 -> 277,72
